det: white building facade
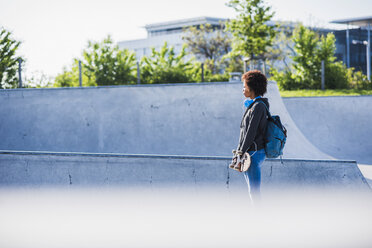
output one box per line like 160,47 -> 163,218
118,17 -> 227,60
118,17 -> 306,75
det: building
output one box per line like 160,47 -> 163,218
118,16 -> 372,77
333,28 -> 371,75
118,16 -> 227,60
331,16 -> 372,79
118,16 -> 284,75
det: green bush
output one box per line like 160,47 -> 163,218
83,36 -> 137,85
54,36 -> 136,87
147,67 -> 190,84
271,25 -> 371,90
199,71 -> 230,82
140,42 -> 195,84
325,61 -> 349,89
54,60 -> 96,87
205,73 -> 230,82
186,61 -> 230,83
271,69 -> 300,90
348,68 -> 372,90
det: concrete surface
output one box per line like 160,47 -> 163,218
0,82 -> 330,159
0,150 -> 369,191
1,82 -> 370,189
283,96 -> 372,164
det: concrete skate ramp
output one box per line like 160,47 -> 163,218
284,96 -> 372,164
0,150 -> 369,191
0,82 -> 330,159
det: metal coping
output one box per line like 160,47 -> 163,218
0,150 -> 357,163
0,81 -> 241,92
0,81 -> 280,92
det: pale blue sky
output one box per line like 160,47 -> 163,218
1,0 -> 371,79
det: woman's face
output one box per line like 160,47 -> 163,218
243,82 -> 253,99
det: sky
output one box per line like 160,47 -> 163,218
1,0 -> 372,80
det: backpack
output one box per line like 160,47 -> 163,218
256,100 -> 287,159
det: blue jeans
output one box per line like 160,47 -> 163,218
243,149 -> 266,201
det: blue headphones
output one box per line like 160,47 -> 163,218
244,96 -> 262,108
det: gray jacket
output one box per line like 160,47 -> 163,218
237,98 -> 269,153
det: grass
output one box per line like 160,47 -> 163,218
279,89 -> 372,98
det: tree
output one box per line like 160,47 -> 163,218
291,25 -> 350,89
83,36 -> 137,85
140,42 -> 195,84
54,59 -> 96,87
317,31 -> 349,89
182,23 -> 231,74
272,25 -> 359,90
226,0 -> 277,62
291,25 -> 320,88
0,27 -> 22,89
54,35 -> 137,87
24,70 -> 54,88
264,23 -> 296,71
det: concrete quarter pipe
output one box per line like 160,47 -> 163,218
0,82 -> 333,159
283,96 -> 372,164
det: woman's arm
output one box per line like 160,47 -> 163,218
238,103 -> 265,153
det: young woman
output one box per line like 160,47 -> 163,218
231,70 -> 269,202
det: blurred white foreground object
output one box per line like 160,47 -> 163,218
0,188 -> 371,248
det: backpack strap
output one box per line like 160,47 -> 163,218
254,99 -> 272,143
240,98 -> 261,126
255,98 -> 271,118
